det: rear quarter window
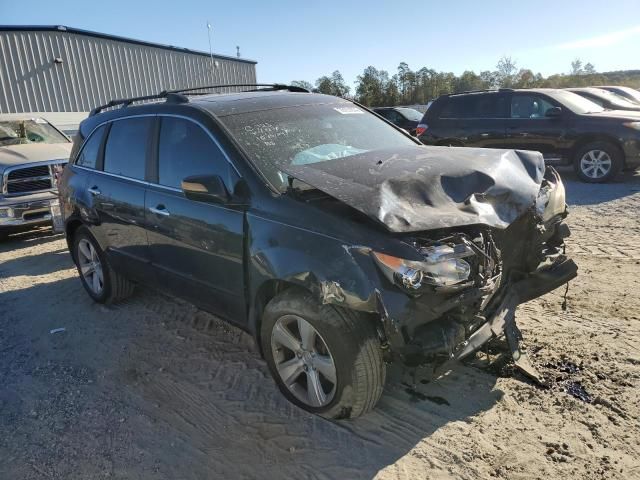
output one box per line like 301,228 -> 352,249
75,125 -> 106,169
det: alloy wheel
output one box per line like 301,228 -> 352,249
77,238 -> 104,295
271,314 -> 337,408
580,149 -> 612,179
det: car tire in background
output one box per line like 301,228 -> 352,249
573,141 -> 623,183
72,226 -> 135,304
261,288 -> 385,419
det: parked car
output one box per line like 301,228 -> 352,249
566,87 -> 640,112
417,88 -> 640,182
0,115 -> 71,240
60,85 -> 576,418
595,85 -> 640,105
372,106 -> 423,134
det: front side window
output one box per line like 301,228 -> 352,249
0,118 -> 69,147
510,95 -> 555,119
103,117 -> 152,180
158,117 -> 229,189
75,125 -> 106,169
219,102 -> 416,192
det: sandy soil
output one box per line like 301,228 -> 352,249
1,169 -> 639,480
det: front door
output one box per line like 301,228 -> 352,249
503,93 -> 568,161
145,116 -> 245,323
86,116 -> 154,282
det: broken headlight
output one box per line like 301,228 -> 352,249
536,168 -> 566,222
372,243 -> 474,291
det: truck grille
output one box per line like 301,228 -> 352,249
3,162 -> 66,196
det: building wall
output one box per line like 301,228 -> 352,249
0,28 -> 257,113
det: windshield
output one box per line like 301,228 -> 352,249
0,119 -> 69,147
615,87 -> 640,104
547,91 -> 605,114
593,89 -> 640,109
220,102 -> 418,191
396,107 -> 423,121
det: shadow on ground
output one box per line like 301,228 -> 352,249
1,234 -> 502,479
558,167 -> 640,206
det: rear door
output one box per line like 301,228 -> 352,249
145,115 -> 246,323
85,116 -> 154,281
503,93 -> 568,161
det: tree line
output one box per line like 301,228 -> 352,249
291,57 -> 640,107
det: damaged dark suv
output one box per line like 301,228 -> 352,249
59,85 -> 577,418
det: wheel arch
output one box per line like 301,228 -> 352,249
570,134 -> 625,165
65,218 -> 84,259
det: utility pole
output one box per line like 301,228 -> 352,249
207,21 -> 214,73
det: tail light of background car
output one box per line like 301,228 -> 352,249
415,123 -> 428,136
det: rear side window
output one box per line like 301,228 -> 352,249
103,117 -> 152,180
439,94 -> 505,119
510,95 -> 556,118
157,117 -> 229,189
75,125 -> 106,169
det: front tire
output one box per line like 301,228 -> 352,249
261,289 -> 385,419
573,141 -> 622,183
72,226 -> 134,304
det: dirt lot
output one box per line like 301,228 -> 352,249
1,169 -> 639,480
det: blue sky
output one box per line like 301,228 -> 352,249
4,0 -> 640,91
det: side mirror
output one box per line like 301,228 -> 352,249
181,174 -> 229,204
545,106 -> 562,118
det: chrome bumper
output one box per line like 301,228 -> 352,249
0,198 -> 57,228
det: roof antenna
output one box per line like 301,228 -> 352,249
236,46 -> 240,58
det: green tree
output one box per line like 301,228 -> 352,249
330,70 -> 350,97
290,80 -> 314,91
496,56 -> 518,87
314,71 -> 350,97
355,66 -> 389,106
570,59 -> 584,75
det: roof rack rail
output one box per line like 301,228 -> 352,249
447,88 -> 500,96
89,83 -> 310,116
168,83 -> 310,94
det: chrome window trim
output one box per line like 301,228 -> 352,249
73,164 -> 180,192
76,113 -> 242,182
2,158 -> 68,196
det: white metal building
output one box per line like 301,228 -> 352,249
0,25 -> 258,113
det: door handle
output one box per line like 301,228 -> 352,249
149,205 -> 170,217
87,186 -> 101,196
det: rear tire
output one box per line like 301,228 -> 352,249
573,141 -> 622,183
261,289 -> 385,419
72,226 -> 134,304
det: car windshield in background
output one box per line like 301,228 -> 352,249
548,91 -> 605,114
220,103 -> 417,191
0,119 -> 69,147
396,107 -> 423,121
597,90 -> 639,109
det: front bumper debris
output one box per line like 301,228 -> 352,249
448,256 -> 578,382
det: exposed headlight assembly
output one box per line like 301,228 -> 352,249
536,168 -> 566,222
372,243 -> 474,291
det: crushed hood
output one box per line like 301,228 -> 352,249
282,145 -> 545,232
0,143 -> 72,173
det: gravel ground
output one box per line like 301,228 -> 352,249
1,168 -> 639,480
